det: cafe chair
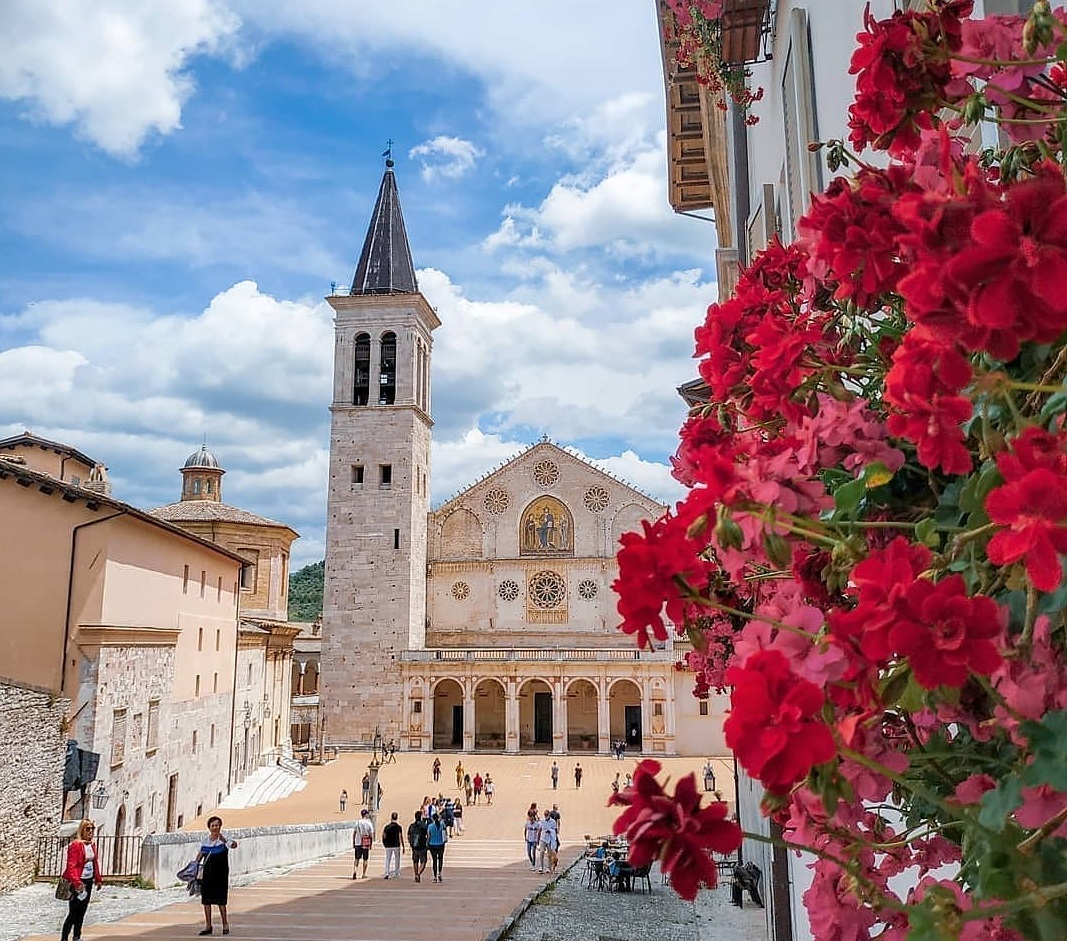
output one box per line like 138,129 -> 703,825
630,863 -> 653,894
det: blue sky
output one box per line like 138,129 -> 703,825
0,1 -> 719,567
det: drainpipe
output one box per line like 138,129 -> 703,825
62,510 -> 126,693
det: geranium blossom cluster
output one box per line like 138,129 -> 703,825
612,3 -> 1067,936
662,0 -> 764,118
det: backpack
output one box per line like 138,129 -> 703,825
409,821 -> 428,851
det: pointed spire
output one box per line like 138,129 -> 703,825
350,151 -> 418,296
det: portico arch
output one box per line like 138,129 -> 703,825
518,678 -> 554,749
474,678 -> 506,750
565,679 -> 599,752
609,678 -> 642,750
432,678 -> 464,749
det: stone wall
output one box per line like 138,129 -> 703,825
0,679 -> 68,892
140,821 -> 354,889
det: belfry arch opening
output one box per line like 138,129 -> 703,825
379,332 -> 397,405
353,333 -> 370,406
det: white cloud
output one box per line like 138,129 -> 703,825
483,144 -> 716,261
0,0 -> 241,157
409,136 -> 484,182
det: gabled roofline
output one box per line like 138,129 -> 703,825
0,461 -> 250,566
0,431 -> 100,470
434,438 -> 666,513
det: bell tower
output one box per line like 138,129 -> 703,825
319,156 -> 440,747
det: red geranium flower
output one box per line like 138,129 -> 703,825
725,649 -> 837,794
986,468 -> 1067,592
610,759 -> 742,901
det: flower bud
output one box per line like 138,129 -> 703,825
762,530 -> 793,568
713,506 -> 744,550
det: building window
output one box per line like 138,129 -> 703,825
351,465 -> 364,486
699,700 -> 709,716
183,565 -> 190,594
192,730 -> 198,754
394,528 -> 400,549
654,703 -> 664,717
353,332 -> 371,406
239,549 -> 260,591
248,663 -> 254,688
379,464 -> 392,488
195,675 -> 201,697
200,570 -> 206,597
198,628 -> 203,652
193,479 -> 202,494
213,672 -> 218,693
215,629 -> 220,651
111,709 -> 128,767
131,712 -> 143,747
413,701 -> 422,714
146,700 -> 160,754
210,723 -> 216,747
379,331 -> 397,405
196,803 -> 203,818
217,576 -> 223,602
134,805 -> 143,829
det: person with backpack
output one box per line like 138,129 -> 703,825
442,800 -> 455,838
406,810 -> 429,883
352,809 -> 374,880
427,812 -> 449,883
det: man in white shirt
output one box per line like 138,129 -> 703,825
352,809 -> 374,879
537,809 -> 558,873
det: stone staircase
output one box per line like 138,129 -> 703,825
219,763 -> 307,809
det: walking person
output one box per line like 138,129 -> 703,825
60,819 -> 103,941
472,771 -> 483,804
381,812 -> 404,879
361,771 -> 371,806
196,815 -> 238,936
339,788 -> 348,813
453,799 -> 464,834
442,800 -> 455,837
455,760 -> 464,788
432,756 -> 441,782
352,808 -> 374,879
484,774 -> 495,805
407,809 -> 429,883
387,739 -> 397,763
524,809 -> 541,871
574,762 -> 583,788
427,812 -> 449,883
463,772 -> 473,806
550,760 -> 559,790
537,808 -> 558,874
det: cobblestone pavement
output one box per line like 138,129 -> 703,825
501,856 -> 767,941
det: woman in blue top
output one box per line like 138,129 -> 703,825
196,816 -> 238,935
426,812 -> 448,883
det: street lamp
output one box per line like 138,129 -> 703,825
367,726 -> 384,830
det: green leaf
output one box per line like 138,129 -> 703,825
914,518 -> 941,549
833,477 -> 866,515
861,461 -> 894,489
1020,711 -> 1067,791
978,777 -> 1023,832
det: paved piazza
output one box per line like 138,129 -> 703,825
11,752 -> 754,941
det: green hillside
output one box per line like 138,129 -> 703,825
288,559 -> 324,621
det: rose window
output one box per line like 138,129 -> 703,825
583,486 -> 609,512
450,581 -> 471,601
498,579 -> 520,602
532,460 -> 560,488
577,579 -> 598,600
484,488 -> 510,514
528,570 -> 566,609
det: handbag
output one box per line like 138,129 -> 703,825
360,835 -> 372,849
55,877 -> 73,901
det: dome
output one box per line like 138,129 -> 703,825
183,445 -> 222,470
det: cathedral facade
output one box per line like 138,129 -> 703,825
319,161 -> 725,757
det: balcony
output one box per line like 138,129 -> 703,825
719,0 -> 774,65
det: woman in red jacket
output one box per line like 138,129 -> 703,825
61,819 -> 103,941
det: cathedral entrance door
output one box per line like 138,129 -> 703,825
625,705 -> 642,748
451,705 -> 463,746
534,692 -> 553,745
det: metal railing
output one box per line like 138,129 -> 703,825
400,647 -> 674,663
36,835 -> 143,880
